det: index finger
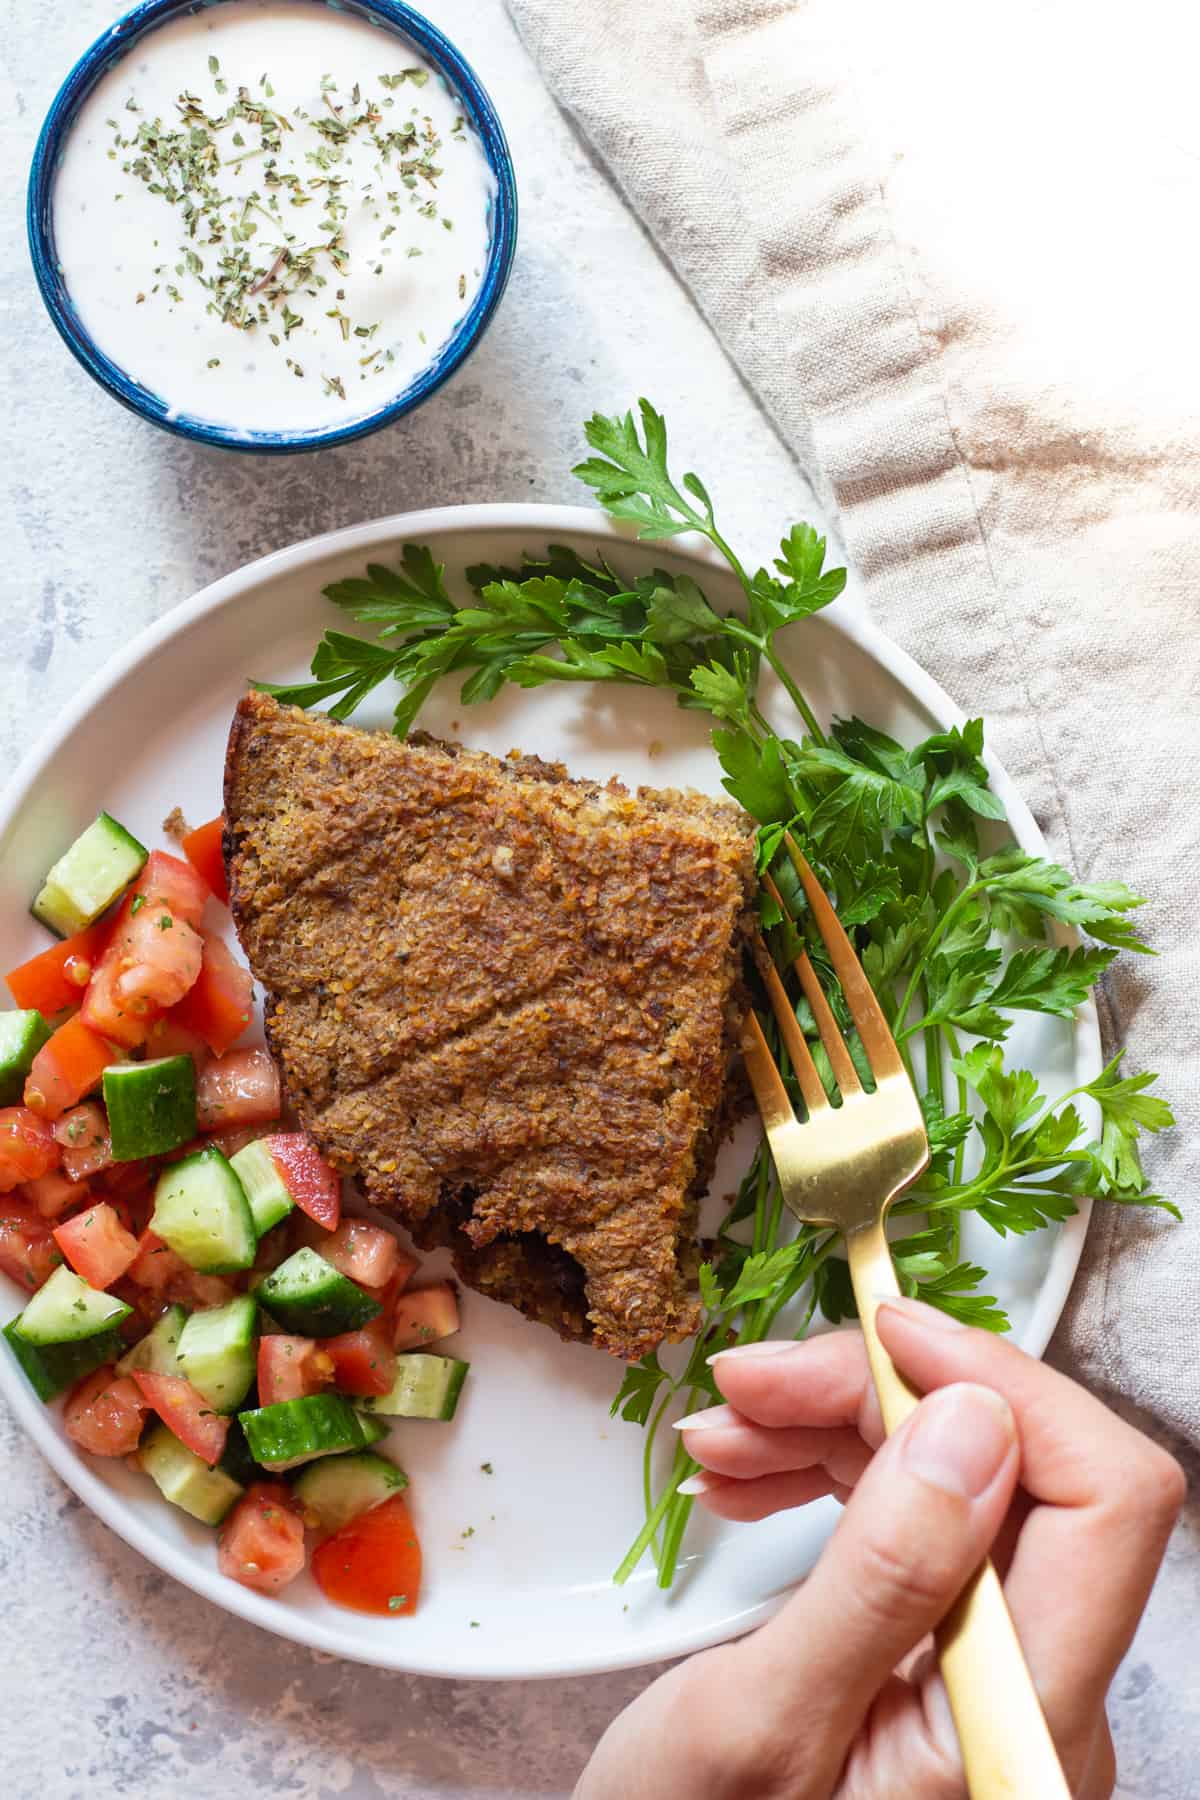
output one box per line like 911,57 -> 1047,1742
711,1329 -> 883,1444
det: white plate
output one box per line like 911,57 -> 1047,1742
0,504 -> 1097,1680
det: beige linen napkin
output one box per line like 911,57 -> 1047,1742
507,0 -> 1200,1445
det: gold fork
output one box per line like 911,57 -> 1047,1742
740,833 -> 1070,1800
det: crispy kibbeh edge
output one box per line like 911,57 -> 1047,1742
224,692 -> 757,1360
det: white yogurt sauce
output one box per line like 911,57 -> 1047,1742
53,0 -> 495,434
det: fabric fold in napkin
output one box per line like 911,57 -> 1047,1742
507,0 -> 1200,1448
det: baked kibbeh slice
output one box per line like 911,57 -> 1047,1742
224,692 -> 756,1360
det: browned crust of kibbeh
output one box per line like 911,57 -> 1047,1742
223,692 -> 757,1361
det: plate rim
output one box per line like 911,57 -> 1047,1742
0,502 -> 1097,1679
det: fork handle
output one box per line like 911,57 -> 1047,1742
846,1220 -> 1072,1800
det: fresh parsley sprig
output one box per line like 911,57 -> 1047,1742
265,398 -> 1176,1593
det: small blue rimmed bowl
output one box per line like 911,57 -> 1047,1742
28,0 -> 517,454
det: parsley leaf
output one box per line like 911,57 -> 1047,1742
610,1352 -> 668,1425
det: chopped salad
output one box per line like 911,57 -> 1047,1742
0,809 -> 469,1616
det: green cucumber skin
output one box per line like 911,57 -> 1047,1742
359,1353 -> 470,1421
151,1147 -> 257,1275
291,1450 -> 408,1532
140,1422 -> 244,1526
104,1056 -> 197,1161
3,1319 -> 123,1402
15,1265 -> 133,1346
238,1394 -> 385,1470
0,1011 -> 52,1106
256,1247 -> 382,1337
31,812 -> 149,938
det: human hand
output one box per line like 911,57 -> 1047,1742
575,1298 -> 1184,1800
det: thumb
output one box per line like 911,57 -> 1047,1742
741,1382 -> 1019,1763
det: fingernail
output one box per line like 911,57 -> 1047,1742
677,1472 -> 724,1497
903,1384 -> 1016,1498
672,1409 -> 728,1432
878,1295 -> 967,1332
708,1339 -> 798,1364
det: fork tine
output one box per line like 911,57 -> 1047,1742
782,834 -> 908,1082
762,873 -> 863,1099
739,1011 -> 801,1137
755,949 -> 832,1116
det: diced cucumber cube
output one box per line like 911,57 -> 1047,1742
31,812 -> 148,938
151,1147 -> 256,1274
292,1450 -> 407,1533
176,1295 -> 258,1413
140,1422 -> 244,1525
15,1265 -> 132,1346
230,1138 -> 294,1236
357,1353 -> 470,1421
0,1011 -> 52,1106
3,1318 -> 123,1402
238,1393 -> 386,1472
115,1304 -> 186,1379
103,1056 -> 197,1160
256,1246 -> 381,1338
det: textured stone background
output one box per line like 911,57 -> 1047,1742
0,2 -> 1194,1795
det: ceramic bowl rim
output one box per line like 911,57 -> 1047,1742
26,0 -> 518,454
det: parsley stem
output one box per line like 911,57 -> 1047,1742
657,1487 -> 696,1588
940,1022 -> 970,1189
614,1445 -> 698,1585
643,1387 -> 676,1558
922,987 -> 943,1110
764,641 -> 827,746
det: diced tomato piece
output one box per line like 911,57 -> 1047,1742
317,1218 -> 399,1290
133,850 -> 210,928
5,918 -> 113,1014
63,1365 -> 149,1457
53,1201 -> 139,1289
362,1261 -> 418,1336
178,1270 -> 239,1308
83,905 -> 202,1044
181,817 -> 230,906
54,1101 -> 113,1181
196,1048 -> 280,1132
266,1134 -> 340,1230
110,1278 -> 167,1340
0,1195 -> 63,1292
311,1494 -> 421,1616
0,1106 -> 59,1191
125,1227 -> 234,1308
170,931 -> 252,1056
392,1282 -> 460,1351
23,1020 -> 117,1121
126,1228 -> 184,1292
24,1171 -> 91,1219
256,1334 -> 333,1406
80,852 -> 208,1049
131,1369 -> 228,1466
218,1483 -> 306,1596
252,1222 -> 292,1274
142,1016 -> 211,1066
323,1316 -> 397,1398
105,1192 -> 136,1237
